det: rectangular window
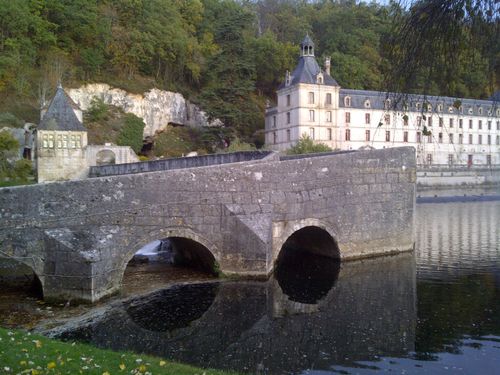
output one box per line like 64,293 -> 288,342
458,133 -> 463,144
427,117 -> 432,127
345,129 -> 351,141
478,120 -> 482,129
286,95 -> 290,106
404,116 -> 409,126
449,118 -> 454,128
328,128 -> 332,140
286,112 -> 290,124
272,116 -> 276,128
403,131 -> 408,142
62,135 -> 68,148
386,130 -> 390,142
310,127 -> 315,140
273,132 -> 277,144
438,132 -> 443,143
439,117 -> 443,127
286,129 -> 290,141
469,134 -> 473,144
427,154 -> 432,165
468,154 -> 473,166
428,134 -> 432,143
469,119 -> 473,129
497,135 -> 500,145
309,110 -> 315,122
326,93 -> 332,105
365,130 -> 370,141
417,116 -> 422,127
487,155 -> 492,165
365,113 -> 370,124
345,112 -> 350,123
497,121 -> 500,130
459,119 -> 463,128
48,134 -> 54,148
42,135 -> 48,148
487,135 -> 491,145
384,114 -> 390,125
416,132 -> 421,143
449,134 -> 454,143
326,111 -> 332,122
488,121 -> 491,130
308,92 -> 314,104
478,134 -> 482,144
448,154 -> 453,165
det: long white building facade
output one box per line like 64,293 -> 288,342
265,36 -> 500,167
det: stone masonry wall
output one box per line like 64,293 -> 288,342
0,147 -> 416,302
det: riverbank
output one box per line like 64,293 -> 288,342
0,327 -> 237,375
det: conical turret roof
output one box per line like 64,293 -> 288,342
39,85 -> 85,131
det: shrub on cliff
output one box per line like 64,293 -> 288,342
117,114 -> 145,154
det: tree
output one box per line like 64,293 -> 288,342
287,135 -> 332,155
382,0 -> 499,98
0,130 -> 32,185
117,114 -> 145,154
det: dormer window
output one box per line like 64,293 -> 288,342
448,106 -> 454,113
384,99 -> 391,110
437,104 -> 443,112
469,107 -> 473,114
364,99 -> 371,108
416,102 -> 421,111
317,73 -> 323,84
345,96 -> 351,107
478,107 -> 483,115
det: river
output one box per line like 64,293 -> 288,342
40,198 -> 499,375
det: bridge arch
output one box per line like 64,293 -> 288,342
96,149 -> 116,166
273,218 -> 341,266
0,256 -> 44,298
119,227 -> 221,286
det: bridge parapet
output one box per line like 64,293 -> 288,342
0,147 -> 416,302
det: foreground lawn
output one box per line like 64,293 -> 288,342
0,327 -> 238,375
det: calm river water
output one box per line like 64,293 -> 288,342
54,200 -> 500,375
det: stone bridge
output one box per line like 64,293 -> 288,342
0,147 -> 416,302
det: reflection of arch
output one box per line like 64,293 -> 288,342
125,282 -> 219,332
119,227 -> 220,285
96,149 -> 116,166
273,218 -> 340,265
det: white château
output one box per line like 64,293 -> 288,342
265,35 -> 500,167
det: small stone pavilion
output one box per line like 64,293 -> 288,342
36,84 -> 138,183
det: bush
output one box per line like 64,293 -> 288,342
86,97 -> 108,122
116,113 -> 145,154
0,112 -> 24,128
287,135 -> 332,155
218,137 -> 256,153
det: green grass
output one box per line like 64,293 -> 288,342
0,327 -> 239,375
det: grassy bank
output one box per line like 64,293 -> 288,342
0,327 -> 238,375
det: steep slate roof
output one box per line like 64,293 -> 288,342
39,85 -> 86,131
279,56 -> 339,89
339,89 -> 499,116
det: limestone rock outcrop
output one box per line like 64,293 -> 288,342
68,83 -> 219,137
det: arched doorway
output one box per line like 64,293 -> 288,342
275,226 -> 340,304
96,149 -> 116,166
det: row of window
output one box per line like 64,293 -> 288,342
426,154 -> 493,166
272,128 -> 334,144
344,112 -> 500,131
41,134 -> 82,149
343,96 -> 500,117
285,92 -> 334,107
343,130 -> 500,145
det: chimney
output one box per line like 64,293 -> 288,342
325,57 -> 331,76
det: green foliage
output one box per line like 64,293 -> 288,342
287,135 -> 332,155
219,138 -> 256,153
86,97 -> 108,122
0,112 -> 24,128
116,114 -> 145,154
153,125 -> 203,158
0,327 -> 239,375
0,130 -> 33,185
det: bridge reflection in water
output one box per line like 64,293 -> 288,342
57,252 -> 416,374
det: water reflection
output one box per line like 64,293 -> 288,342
58,252 -> 416,374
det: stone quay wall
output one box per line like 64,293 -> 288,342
0,147 -> 416,302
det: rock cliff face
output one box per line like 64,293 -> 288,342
68,84 -> 219,137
